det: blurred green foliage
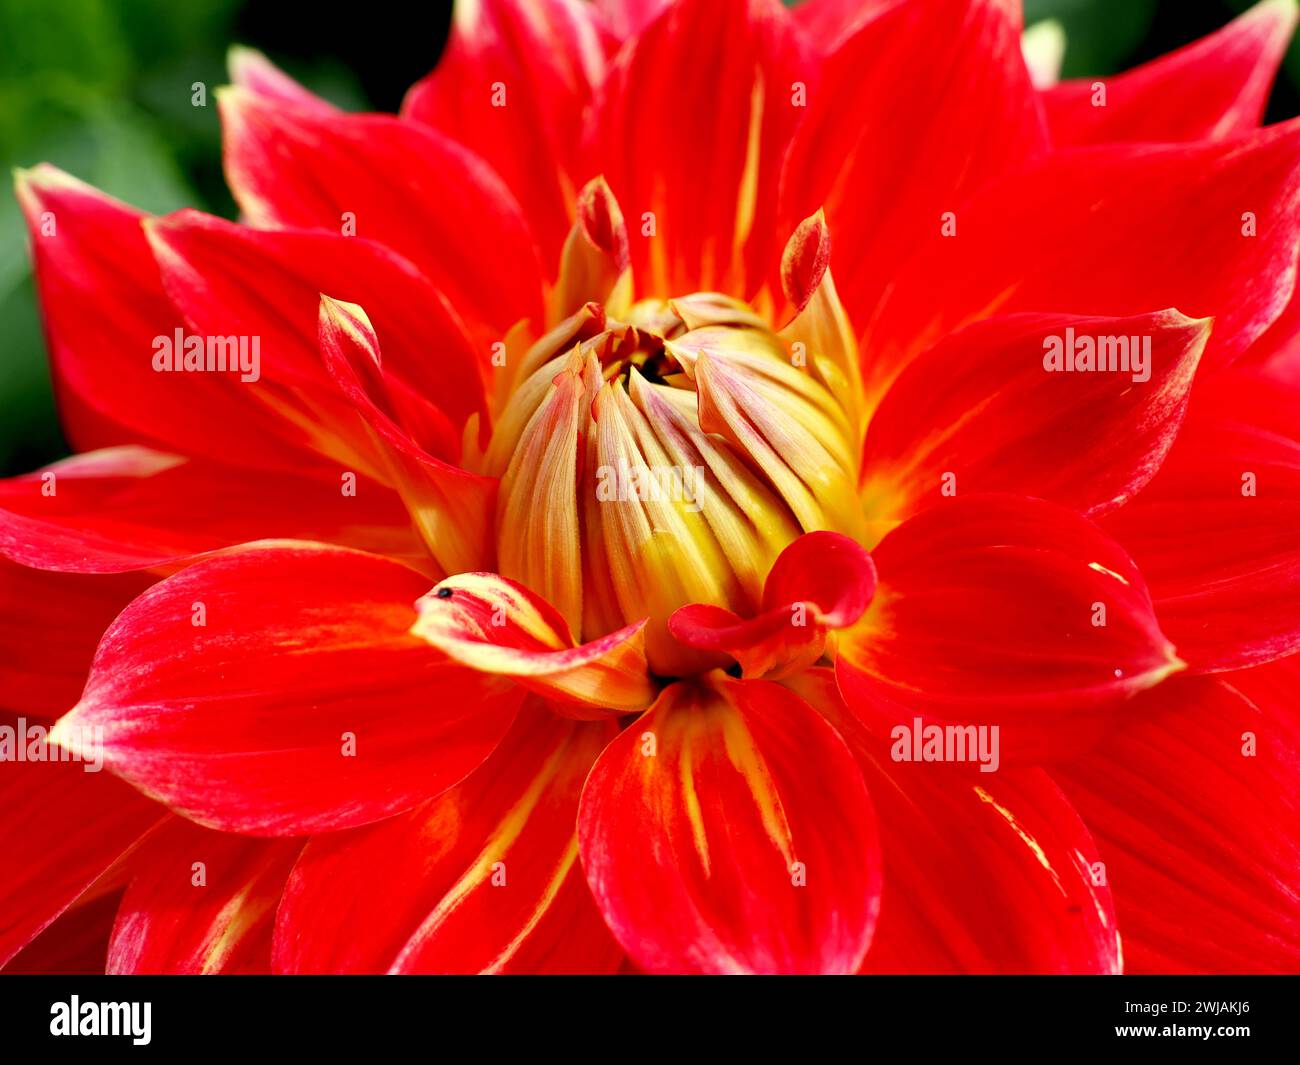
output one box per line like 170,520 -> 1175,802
1024,0 -> 1158,77
0,0 -> 367,473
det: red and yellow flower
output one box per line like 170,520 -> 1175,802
3,0 -> 1300,974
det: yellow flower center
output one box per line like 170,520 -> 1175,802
476,291 -> 863,677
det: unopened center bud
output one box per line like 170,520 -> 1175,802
484,293 -> 862,678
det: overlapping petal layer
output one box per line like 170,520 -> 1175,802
860,123 -> 1300,403
791,671 -> 1121,974
411,571 -> 653,715
275,704 -> 622,974
0,446 -> 421,574
403,0 -> 608,261
837,495 -> 1181,761
780,0 -> 1046,325
221,82 -> 544,339
108,819 -> 301,974
1054,661 -> 1300,973
0,729 -> 166,967
5,0 -> 1300,981
587,0 -> 811,298
15,167 -> 307,466
1103,371 -> 1300,671
1044,0 -> 1298,145
669,530 -> 875,678
860,310 -> 1211,528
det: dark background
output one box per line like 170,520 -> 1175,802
0,0 -> 1293,475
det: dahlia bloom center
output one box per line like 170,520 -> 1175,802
477,289 -> 863,676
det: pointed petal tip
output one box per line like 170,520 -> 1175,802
226,44 -> 272,84
1257,0 -> 1299,29
45,706 -> 90,758
318,292 -> 371,326
780,209 -> 833,313
12,163 -> 88,212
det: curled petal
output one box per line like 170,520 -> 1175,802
552,175 -> 633,320
317,297 -> 496,576
779,209 -> 831,314
411,572 -> 654,716
496,351 -> 594,637
670,531 -> 875,678
691,338 -> 863,538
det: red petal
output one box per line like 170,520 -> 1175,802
1055,662 -> 1300,973
791,670 -> 1120,973
51,543 -> 522,835
861,310 -> 1211,525
228,46 -> 337,112
1044,0 -> 1299,145
669,531 -> 875,679
146,210 -> 487,444
0,445 -> 422,574
275,704 -> 623,974
2,890 -> 122,974
402,0 -> 608,264
789,0 -> 895,51
108,819 -> 300,974
0,559 -> 150,718
0,732 -> 166,967
780,0 -> 1045,325
220,87 -> 543,340
587,0 -> 812,299
594,0 -> 670,39
1103,370 -> 1300,671
779,209 -> 832,314
411,572 -> 654,716
14,167 -> 307,467
578,673 -> 880,973
316,296 -> 496,575
837,495 -> 1181,762
863,124 -> 1300,401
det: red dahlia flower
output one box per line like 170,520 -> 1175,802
3,0 -> 1300,975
